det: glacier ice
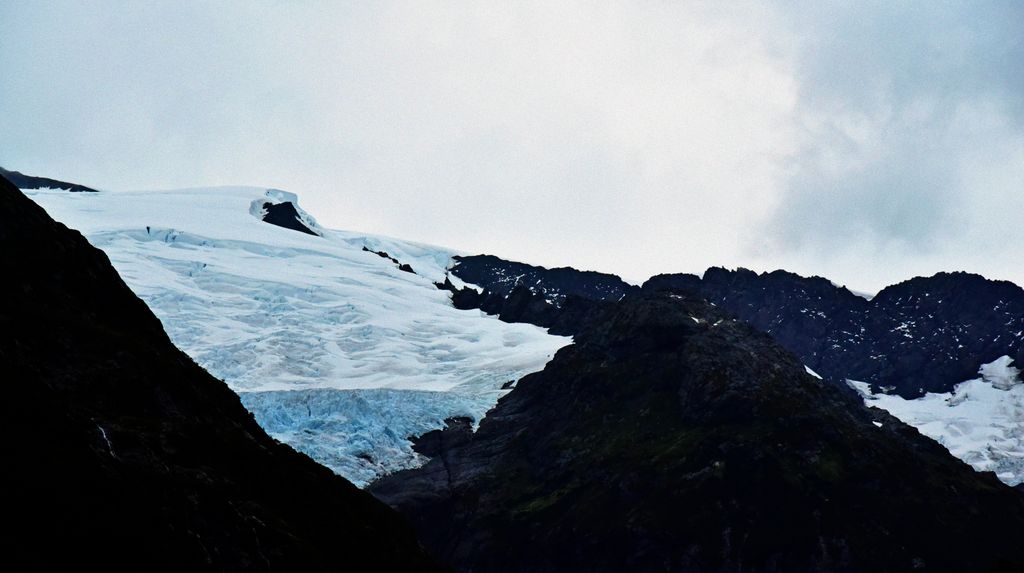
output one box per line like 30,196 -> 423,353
240,388 -> 498,487
848,356 -> 1024,486
24,186 -> 569,485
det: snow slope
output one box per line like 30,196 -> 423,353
25,187 -> 569,485
848,356 -> 1024,486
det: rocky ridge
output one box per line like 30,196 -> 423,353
448,255 -> 1023,397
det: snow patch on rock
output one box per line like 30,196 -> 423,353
980,355 -> 1022,390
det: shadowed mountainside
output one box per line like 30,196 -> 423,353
372,291 -> 1024,572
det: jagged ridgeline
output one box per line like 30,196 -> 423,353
0,175 -> 440,569
645,268 -> 1024,398
449,256 -> 1024,397
372,292 -> 1024,572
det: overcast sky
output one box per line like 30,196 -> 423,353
2,1 -> 1021,293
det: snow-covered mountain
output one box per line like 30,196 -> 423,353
22,182 -> 1024,489
25,186 -> 569,485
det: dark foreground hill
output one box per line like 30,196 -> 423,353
371,291 -> 1024,572
0,174 -> 439,570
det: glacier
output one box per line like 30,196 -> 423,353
848,356 -> 1024,486
25,186 -> 569,486
240,388 -> 495,486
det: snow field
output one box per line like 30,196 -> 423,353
848,356 -> 1023,486
26,187 -> 569,485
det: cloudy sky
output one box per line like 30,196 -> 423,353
2,1 -> 1021,293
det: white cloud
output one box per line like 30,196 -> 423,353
756,1 -> 1024,291
1,1 -> 1020,292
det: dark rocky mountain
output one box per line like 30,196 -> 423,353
645,268 -> 1024,397
0,174 -> 439,570
364,246 -> 416,273
371,291 -> 1024,572
450,254 -> 635,303
437,276 -> 616,337
444,254 -> 634,335
261,199 -> 318,235
1,165 -> 98,192
448,255 -> 1023,398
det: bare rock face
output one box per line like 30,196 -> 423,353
645,268 -> 1024,397
445,255 -> 627,336
0,174 -> 439,570
450,254 -> 636,305
372,291 -> 1024,572
261,200 -> 319,235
